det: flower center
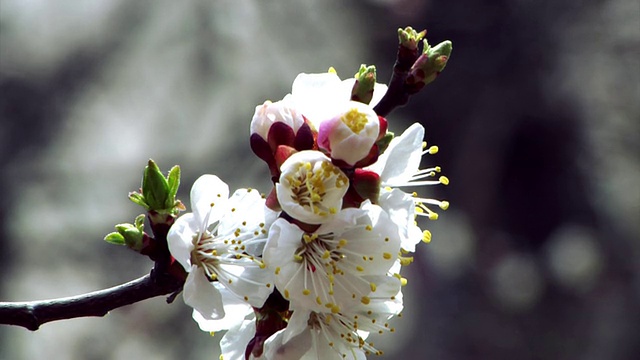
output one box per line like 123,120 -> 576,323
191,230 -> 225,281
307,311 -> 383,356
285,161 -> 347,216
340,108 -> 368,134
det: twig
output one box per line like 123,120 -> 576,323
0,270 -> 183,331
374,38 -> 420,117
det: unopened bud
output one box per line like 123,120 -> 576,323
406,40 -> 453,93
130,160 -> 182,216
105,214 -> 146,251
398,26 -> 427,51
351,64 -> 377,104
142,159 -> 169,211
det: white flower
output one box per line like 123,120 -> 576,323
262,277 -> 403,359
366,123 -> 449,251
276,150 -> 349,224
250,98 -> 305,140
317,101 -> 380,165
167,174 -> 275,321
289,71 -> 387,130
263,201 -> 400,313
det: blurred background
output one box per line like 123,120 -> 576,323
1,0 -> 638,359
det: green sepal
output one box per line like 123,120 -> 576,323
104,232 -> 126,246
142,159 -> 170,211
377,131 -> 395,155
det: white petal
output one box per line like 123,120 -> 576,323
217,188 -> 267,241
368,122 -> 424,185
192,283 -> 254,332
378,188 -> 422,252
336,202 -> 401,275
263,323 -> 313,360
220,318 -> 256,360
217,263 -> 274,308
166,213 -> 197,271
370,82 -> 388,107
183,266 -> 224,320
291,72 -> 343,127
190,174 -> 230,227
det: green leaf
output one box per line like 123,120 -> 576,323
134,214 -> 146,230
166,165 -> 181,207
128,191 -> 148,209
104,232 -> 126,245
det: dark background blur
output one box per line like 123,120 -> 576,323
1,1 -> 638,359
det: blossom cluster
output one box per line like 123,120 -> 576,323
166,69 -> 448,359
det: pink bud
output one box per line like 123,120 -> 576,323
317,101 -> 380,166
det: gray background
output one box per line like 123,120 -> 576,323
1,0 -> 638,359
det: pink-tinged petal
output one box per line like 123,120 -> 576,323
250,98 -> 304,141
183,266 -> 224,320
167,213 -> 197,271
318,102 -> 380,165
190,174 -> 229,227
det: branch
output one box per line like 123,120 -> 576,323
374,33 -> 420,117
0,270 -> 183,331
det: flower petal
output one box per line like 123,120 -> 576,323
367,122 -> 424,185
378,188 -> 423,252
167,213 -> 198,271
217,262 -> 275,308
190,174 -> 230,227
220,318 -> 256,360
191,283 -> 253,332
217,188 -> 271,256
183,266 -> 224,320
291,72 -> 343,127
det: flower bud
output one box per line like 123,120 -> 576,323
351,64 -> 377,104
317,101 -> 380,166
104,214 -> 146,251
398,26 -> 427,51
406,40 -> 453,93
250,98 -> 304,141
142,159 -> 169,210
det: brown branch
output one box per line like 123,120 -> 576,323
374,38 -> 421,117
0,270 -> 183,331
